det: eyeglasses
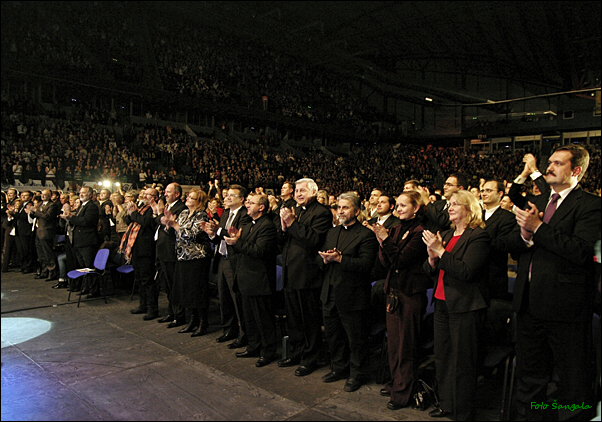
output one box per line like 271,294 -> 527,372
226,194 -> 240,198
444,183 -> 457,187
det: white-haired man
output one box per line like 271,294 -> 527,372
277,178 -> 332,377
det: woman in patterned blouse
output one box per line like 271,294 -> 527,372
162,188 -> 212,337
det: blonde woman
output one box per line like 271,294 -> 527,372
422,190 -> 490,420
162,189 -> 212,337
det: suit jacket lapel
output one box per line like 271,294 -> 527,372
444,227 -> 472,254
488,208 -> 501,225
338,226 -> 360,255
547,186 -> 581,225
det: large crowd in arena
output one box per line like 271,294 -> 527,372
1,2 -> 600,421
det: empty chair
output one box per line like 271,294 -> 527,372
116,264 -> 135,299
67,248 -> 110,307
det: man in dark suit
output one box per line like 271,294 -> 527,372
64,186 -> 99,269
318,192 -> 379,392
364,193 -> 402,320
152,183 -> 187,327
15,190 -> 35,274
272,181 -> 296,229
508,153 -> 550,211
204,184 -> 252,348
124,187 -> 159,320
277,178 -> 333,377
30,189 -> 60,281
62,186 -> 100,295
225,193 -> 279,367
480,179 -> 517,300
98,188 -> 113,242
1,188 -> 19,272
506,145 -> 600,420
424,173 -> 468,233
364,193 -> 401,280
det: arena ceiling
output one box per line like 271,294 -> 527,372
157,1 -> 601,106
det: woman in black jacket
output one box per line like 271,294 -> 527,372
374,190 -> 431,411
422,190 -> 491,421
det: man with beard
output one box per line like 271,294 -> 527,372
318,192 -> 378,392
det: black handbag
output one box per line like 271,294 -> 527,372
386,289 -> 402,314
411,378 -> 440,411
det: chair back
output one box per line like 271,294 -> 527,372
94,249 -> 111,271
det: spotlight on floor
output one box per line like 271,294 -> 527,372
1,318 -> 52,349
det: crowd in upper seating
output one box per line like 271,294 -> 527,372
2,1 -> 391,136
2,93 -> 601,201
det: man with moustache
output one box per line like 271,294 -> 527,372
30,189 -> 61,281
278,178 -> 332,376
318,192 -> 379,392
224,194 -> 279,367
123,187 -> 159,320
504,145 -> 600,420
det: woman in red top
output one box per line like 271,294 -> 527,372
422,190 -> 490,421
206,197 -> 223,221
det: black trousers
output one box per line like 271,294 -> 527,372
16,233 -> 34,271
73,244 -> 96,269
284,287 -> 324,367
159,259 -> 183,319
323,287 -> 370,379
35,236 -> 57,275
1,233 -> 17,271
242,294 -> 278,359
216,256 -> 246,341
384,291 -> 426,406
133,254 -> 157,312
433,300 -> 485,421
515,309 -> 595,421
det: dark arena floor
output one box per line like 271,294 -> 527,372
2,268 -> 509,421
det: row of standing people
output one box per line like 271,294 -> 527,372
2,144 -> 598,421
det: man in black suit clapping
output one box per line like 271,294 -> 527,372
318,192 -> 378,392
277,178 -> 332,377
505,145 -> 600,420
